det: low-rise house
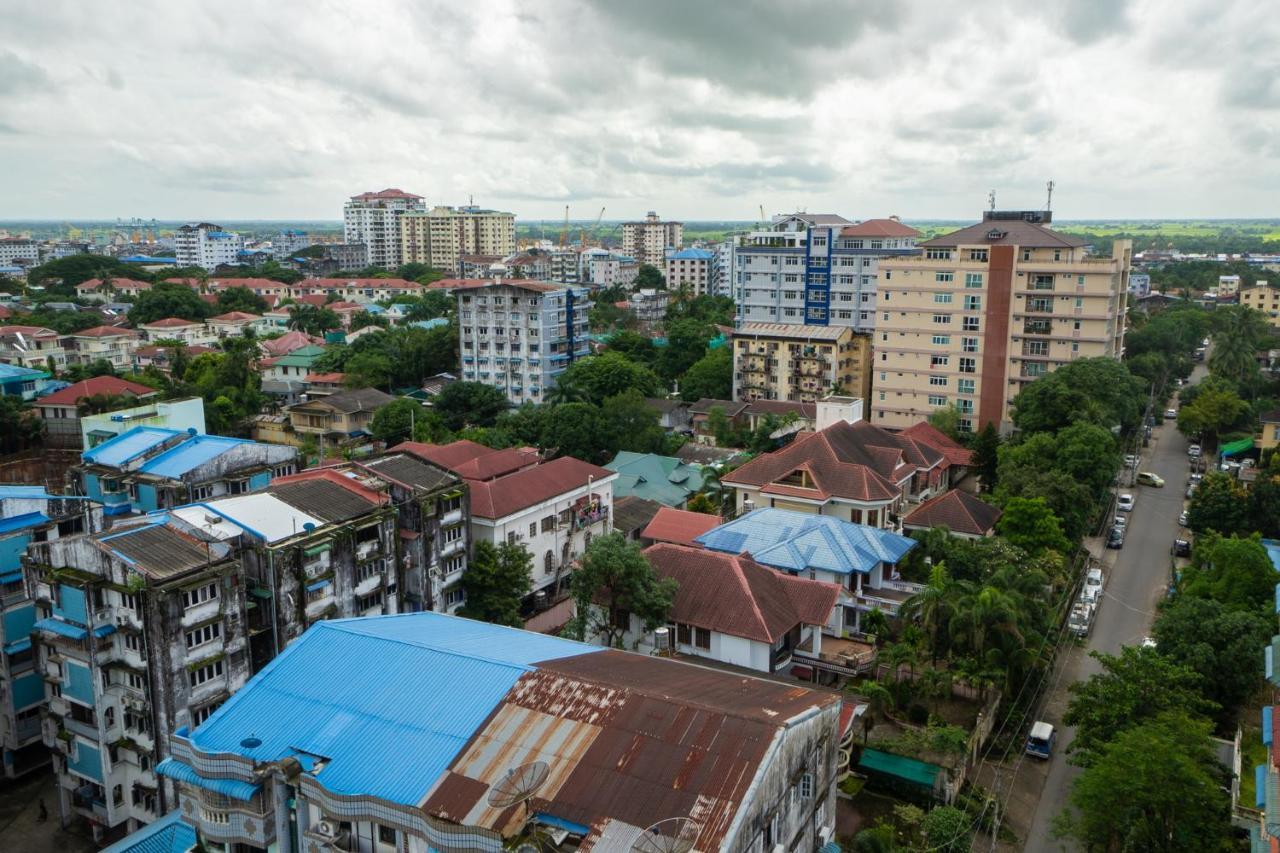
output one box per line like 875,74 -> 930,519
618,543 -> 841,674
286,387 -> 395,448
131,344 -> 216,375
603,450 -> 706,507
32,376 -> 160,449
301,372 -> 345,398
77,426 -> 298,517
0,325 -> 68,371
902,490 -> 1002,540
138,318 -> 209,346
898,421 -> 975,489
744,399 -> 817,436
0,362 -> 53,400
696,507 -> 918,634
1257,409 -> 1280,452
395,440 -> 615,597
639,505 -> 723,546
644,397 -> 691,431
65,326 -> 140,372
260,344 -> 326,400
288,277 -> 421,303
611,495 -> 663,542
157,612 -> 841,853
80,397 -> 207,450
74,278 -> 152,302
206,311 -> 270,338
400,371 -> 457,406
0,487 -> 101,780
689,398 -> 750,445
258,330 -> 322,357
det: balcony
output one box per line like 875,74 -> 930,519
441,538 -> 465,557
1020,344 -> 1051,359
1022,301 -> 1054,315
440,508 -> 464,527
356,539 -> 382,560
1022,321 -> 1052,336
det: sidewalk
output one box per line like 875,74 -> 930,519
0,770 -> 97,853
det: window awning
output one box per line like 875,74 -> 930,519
303,543 -> 331,557
305,579 -> 331,593
93,624 -> 117,639
33,618 -> 87,641
249,587 -> 272,600
4,637 -> 31,655
0,569 -> 23,584
155,757 -> 261,801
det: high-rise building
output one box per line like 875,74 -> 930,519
732,322 -> 872,405
455,280 -> 591,406
622,211 -> 683,267
871,211 -> 1132,433
400,205 -> 516,274
173,224 -> 243,271
1240,281 -> 1279,326
665,247 -> 715,295
342,188 -> 425,269
734,214 -> 920,332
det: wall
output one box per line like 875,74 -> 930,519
79,397 -> 207,447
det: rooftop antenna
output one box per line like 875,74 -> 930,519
632,817 -> 703,853
988,190 -> 996,212
1045,180 -> 1055,211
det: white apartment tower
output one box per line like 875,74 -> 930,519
342,188 -> 425,269
173,224 -> 244,271
622,211 -> 683,268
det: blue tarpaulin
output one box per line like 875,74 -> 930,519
33,618 -> 87,641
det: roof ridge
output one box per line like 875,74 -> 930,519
322,612 -> 595,667
730,552 -> 773,639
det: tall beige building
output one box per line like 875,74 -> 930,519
733,323 -> 872,405
622,211 -> 683,268
401,205 -> 516,274
871,212 -> 1131,433
1239,282 -> 1278,326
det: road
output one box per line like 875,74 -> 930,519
1016,365 -> 1205,851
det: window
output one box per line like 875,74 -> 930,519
444,587 -> 465,607
928,394 -> 947,407
931,335 -> 950,345
962,337 -> 979,352
959,357 -> 977,374
964,272 -> 983,288
191,484 -> 213,501
184,622 -> 221,650
181,583 -> 218,610
355,559 -> 383,583
958,379 -> 975,394
930,355 -> 949,368
677,623 -> 692,645
929,376 -> 947,387
189,659 -> 224,688
225,479 -> 248,495
925,248 -> 952,260
932,314 -> 950,325
192,701 -> 221,727
529,522 -> 537,538
968,249 -> 988,262
934,293 -> 952,304
357,591 -> 384,612
964,295 -> 982,311
935,272 -> 954,283
962,316 -> 980,331
378,826 -> 398,845
694,627 -> 711,650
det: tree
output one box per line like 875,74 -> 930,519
556,352 -> 662,405
369,398 -> 422,446
568,533 -> 677,648
76,393 -> 132,416
1208,304 -> 1271,384
971,422 -> 1000,492
1177,384 -> 1251,447
678,346 -> 731,402
901,564 -> 960,662
927,404 -> 963,441
1151,596 -> 1272,718
458,541 -> 533,627
215,287 -> 268,315
1246,473 -> 1280,538
853,680 -> 895,743
1182,532 -> 1277,610
25,254 -> 151,292
0,396 -> 44,454
343,350 -> 393,390
1186,471 -> 1248,535
920,806 -> 971,853
288,304 -> 342,336
128,282 -> 213,325
657,317 -> 714,383
1055,712 -> 1231,852
602,389 -> 666,454
606,330 -> 659,368
1010,357 -> 1146,434
996,496 -> 1070,555
686,493 -> 719,515
1063,646 -> 1215,767
432,381 -> 508,431
634,263 -> 665,290
542,402 -> 611,462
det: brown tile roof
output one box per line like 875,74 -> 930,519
640,506 -> 723,546
467,456 -> 613,519
902,489 -> 1002,537
644,543 -> 839,643
920,220 -> 1086,249
744,399 -> 816,419
77,277 -> 152,291
34,376 -> 156,406
295,387 -> 395,414
392,439 -> 519,475
349,188 -> 422,201
70,325 -> 139,338
142,316 -> 201,328
0,325 -> 58,337
898,421 -> 974,467
840,218 -> 921,238
305,372 -> 346,384
298,278 -> 420,290
611,496 -> 664,535
269,468 -> 387,521
208,311 -> 262,322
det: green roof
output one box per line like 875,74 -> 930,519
273,345 -> 326,367
857,748 -> 942,789
1220,437 -> 1255,457
604,451 -> 706,507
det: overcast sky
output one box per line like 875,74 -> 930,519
3,0 -> 1276,222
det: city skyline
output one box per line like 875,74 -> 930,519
3,0 -> 1277,221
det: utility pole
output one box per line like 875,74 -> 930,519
987,766 -> 1003,853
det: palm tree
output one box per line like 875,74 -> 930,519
917,666 -> 953,717
880,642 -> 919,685
545,378 -> 586,406
949,586 -> 1024,659
1209,305 -> 1271,384
900,563 -> 961,663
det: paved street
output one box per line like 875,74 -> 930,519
1013,366 -> 1205,851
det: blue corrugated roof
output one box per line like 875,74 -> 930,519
0,485 -> 55,500
34,617 -> 87,640
98,809 -> 196,853
82,426 -> 184,467
696,508 -> 917,575
0,570 -> 21,583
155,757 -> 261,801
668,248 -> 715,260
140,434 -> 254,478
187,613 -> 601,806
0,512 -> 50,535
0,363 -> 46,379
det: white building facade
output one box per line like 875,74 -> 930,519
173,224 -> 244,271
343,188 -> 425,269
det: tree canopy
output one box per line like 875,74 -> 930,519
458,541 -> 532,627
568,533 -> 677,648
1010,357 -> 1147,434
678,346 -> 732,402
1181,532 -> 1277,610
128,282 -> 214,325
432,381 -> 509,431
1151,595 -> 1272,719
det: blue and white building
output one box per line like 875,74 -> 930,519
733,214 -> 921,332
0,362 -> 54,401
0,486 -> 101,779
173,223 -> 244,271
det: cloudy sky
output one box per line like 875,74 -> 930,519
3,0 -> 1277,222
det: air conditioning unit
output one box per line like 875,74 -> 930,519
116,614 -> 130,627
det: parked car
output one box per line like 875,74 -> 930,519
1113,514 -> 1128,528
1141,636 -> 1157,649
1107,527 -> 1125,549
1189,472 -> 1203,484
1188,444 -> 1202,458
1164,408 -> 1178,419
1117,494 -> 1135,512
1069,602 -> 1095,638
1172,538 -> 1192,558
1186,483 -> 1196,499
1124,454 -> 1138,467
1026,721 -> 1056,759
1178,510 -> 1189,526
1137,472 -> 1165,487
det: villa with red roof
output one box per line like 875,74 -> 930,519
138,316 -> 211,346
395,440 -> 616,597
207,311 -> 271,338
64,325 -> 139,371
640,506 -> 723,546
74,277 -> 153,301
32,376 -> 158,448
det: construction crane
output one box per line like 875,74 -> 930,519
759,204 -> 766,227
580,207 -> 605,249
558,205 -> 570,248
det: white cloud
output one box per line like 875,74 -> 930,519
0,0 -> 1276,220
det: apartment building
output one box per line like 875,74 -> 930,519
400,205 -> 516,274
343,188 -> 425,269
269,230 -> 310,260
0,487 -> 101,780
0,237 -> 40,266
622,211 -> 683,267
395,440 -> 615,599
1241,282 -> 1280,326
0,324 -> 68,370
665,247 -> 714,294
157,612 -> 841,853
630,287 -> 669,324
65,326 -> 140,372
173,224 -> 243,271
734,214 -> 920,332
581,247 -> 639,286
732,322 -> 872,404
1217,274 -> 1242,297
456,279 -> 592,406
871,211 -> 1132,433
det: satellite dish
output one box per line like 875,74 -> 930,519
632,817 -> 703,853
486,761 -> 550,809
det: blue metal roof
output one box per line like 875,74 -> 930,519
1265,539 -> 1280,573
0,485 -> 55,500
93,624 -> 117,639
34,617 -> 87,640
696,508 -> 917,575
155,757 -> 261,801
0,570 -> 21,584
0,362 -> 46,379
0,512 -> 50,535
668,248 -> 715,260
98,809 -> 196,853
1264,707 -> 1273,745
82,426 -> 184,467
4,637 -> 31,655
140,434 -> 253,478
187,613 -> 601,806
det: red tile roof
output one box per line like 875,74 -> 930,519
839,218 -> 921,238
260,330 -> 322,355
142,317 -> 201,328
34,376 -> 156,406
305,372 -> 346,384
393,439 -> 541,481
298,278 -> 419,290
76,277 -> 152,291
744,399 -> 816,419
643,543 -> 840,643
898,421 -> 974,467
326,301 -> 362,311
208,311 -> 262,323
902,489 -> 1002,537
393,439 -> 499,470
640,506 -> 723,546
71,325 -> 138,338
449,279 -> 568,293
0,325 -> 58,337
467,456 -> 613,519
